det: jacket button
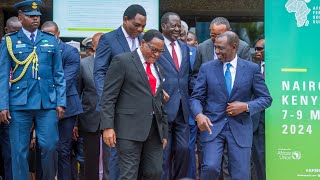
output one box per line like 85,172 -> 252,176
38,77 -> 41,80
17,87 -> 19,89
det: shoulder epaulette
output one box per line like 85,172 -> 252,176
5,31 -> 18,37
41,30 -> 55,36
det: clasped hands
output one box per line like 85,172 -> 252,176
196,101 -> 248,134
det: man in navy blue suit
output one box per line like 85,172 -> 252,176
41,21 -> 83,180
190,31 -> 272,180
179,21 -> 198,179
158,12 -> 191,180
94,4 -> 147,180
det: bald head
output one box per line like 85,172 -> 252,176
216,31 -> 239,50
41,21 -> 60,40
92,33 -> 103,51
5,16 -> 22,34
214,31 -> 239,62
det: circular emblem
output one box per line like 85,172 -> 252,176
292,151 -> 301,160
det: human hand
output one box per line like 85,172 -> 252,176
162,138 -> 167,149
56,106 -> 65,120
0,110 -> 11,124
73,126 -> 79,141
226,101 -> 248,116
163,90 -> 170,103
103,128 -> 116,147
196,113 -> 213,134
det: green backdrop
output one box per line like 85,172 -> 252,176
266,0 -> 320,179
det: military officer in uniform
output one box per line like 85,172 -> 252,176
0,1 -> 66,180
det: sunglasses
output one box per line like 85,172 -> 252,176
255,47 -> 264,51
147,43 -> 165,54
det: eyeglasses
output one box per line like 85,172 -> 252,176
255,47 -> 264,51
147,43 -> 165,54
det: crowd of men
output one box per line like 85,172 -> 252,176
0,0 -> 271,180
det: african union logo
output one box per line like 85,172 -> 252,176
285,0 -> 311,27
292,151 -> 301,160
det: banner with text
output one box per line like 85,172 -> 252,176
266,0 -> 320,179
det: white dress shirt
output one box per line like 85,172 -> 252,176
121,26 -> 139,50
22,27 -> 38,42
261,60 -> 265,75
164,37 -> 182,67
137,48 -> 160,91
223,55 -> 238,88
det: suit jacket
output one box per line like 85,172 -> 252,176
100,50 -> 168,142
59,41 -> 83,118
94,26 -> 142,100
190,58 -> 272,147
0,29 -> 66,111
192,38 -> 252,81
157,40 -> 191,123
77,55 -> 100,132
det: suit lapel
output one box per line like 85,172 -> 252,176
177,40 -> 188,73
230,58 -> 245,96
116,27 -> 131,52
17,30 -> 33,46
88,55 -> 94,76
153,62 -> 163,96
214,60 -> 228,98
131,51 -> 153,95
162,42 -> 181,72
34,30 -> 43,45
206,40 -> 214,61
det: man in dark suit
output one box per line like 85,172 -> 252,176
94,5 -> 147,179
179,22 -> 198,179
190,31 -> 272,180
251,37 -> 266,180
193,17 -> 252,79
77,32 -> 103,179
41,21 -> 83,180
101,30 -> 168,180
157,12 -> 190,180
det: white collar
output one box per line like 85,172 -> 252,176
223,54 -> 238,69
137,48 -> 146,64
121,26 -> 131,39
164,36 -> 177,46
22,27 -> 37,38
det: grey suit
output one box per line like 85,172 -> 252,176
100,50 -> 168,180
193,38 -> 252,79
101,50 -> 168,179
77,55 -> 102,179
78,55 -> 100,132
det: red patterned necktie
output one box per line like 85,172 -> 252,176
145,62 -> 157,95
170,41 -> 180,71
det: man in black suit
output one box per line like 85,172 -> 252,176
77,32 -> 103,179
101,30 -> 168,180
